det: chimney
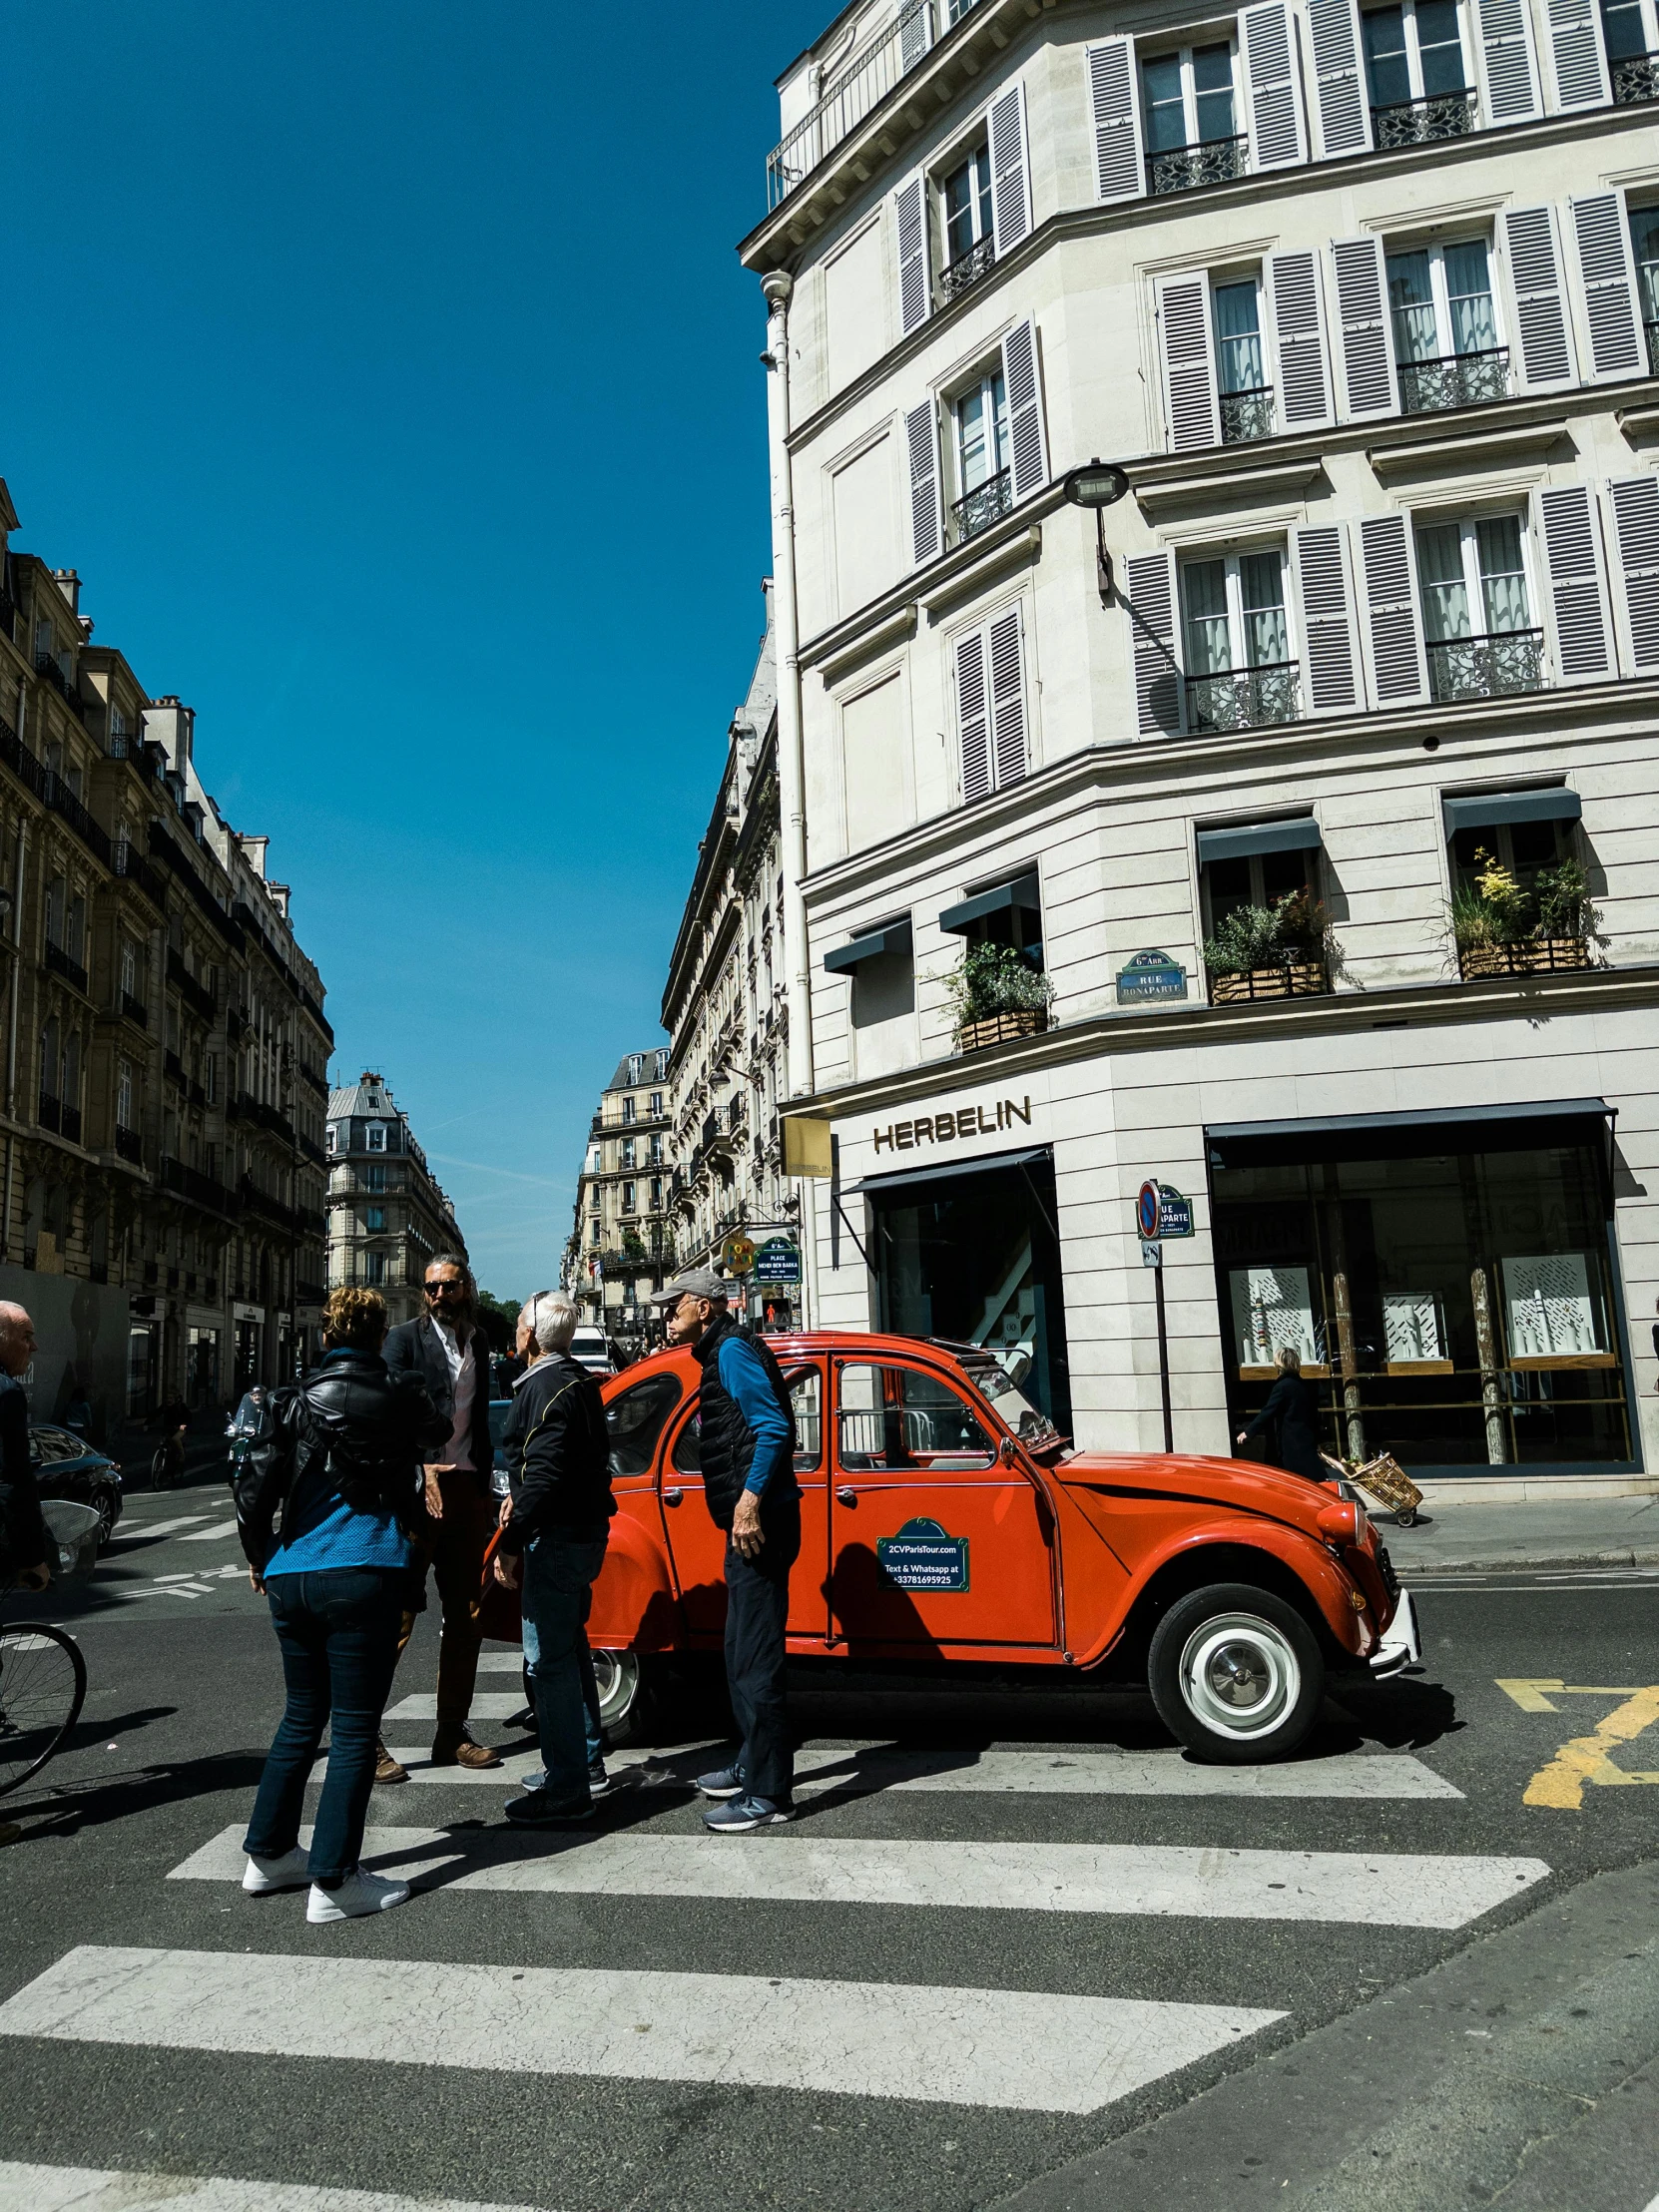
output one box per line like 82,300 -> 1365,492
52,569 -> 81,615
144,696 -> 195,774
239,834 -> 269,879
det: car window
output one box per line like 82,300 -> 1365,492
836,1364 -> 994,1472
606,1374 -> 683,1477
30,1427 -> 83,1464
487,1399 -> 512,1451
670,1367 -> 823,1475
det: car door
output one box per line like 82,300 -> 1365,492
659,1362 -> 830,1643
829,1357 -> 1058,1652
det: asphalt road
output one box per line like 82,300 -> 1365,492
1,1479 -> 1656,2212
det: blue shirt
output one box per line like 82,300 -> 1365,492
716,1334 -> 794,1497
262,1352 -> 414,1578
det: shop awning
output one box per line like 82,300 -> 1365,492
1206,1097 -> 1615,1170
854,1145 -> 1049,1198
823,916 -> 912,975
1442,788 -> 1582,836
939,871 -> 1041,935
1196,817 -> 1322,866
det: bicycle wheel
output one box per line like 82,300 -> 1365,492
0,1622 -> 87,1797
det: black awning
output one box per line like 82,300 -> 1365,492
1443,787 -> 1582,836
939,870 -> 1041,935
854,1144 -> 1049,1198
1196,817 -> 1323,866
1206,1097 -> 1615,1169
824,916 -> 912,975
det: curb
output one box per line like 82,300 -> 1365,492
1389,1546 -> 1659,1574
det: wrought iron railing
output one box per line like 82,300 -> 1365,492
951,467 -> 1012,542
1220,385 -> 1276,443
768,2 -> 934,207
1425,627 -> 1545,703
33,653 -> 83,715
1399,345 -> 1509,414
165,1047 -> 185,1087
1372,88 -> 1474,147
1148,134 -> 1248,196
113,836 -> 167,906
120,990 -> 149,1029
44,773 -> 111,863
62,1104 -> 82,1145
44,939 -> 89,992
938,234 -> 995,305
1186,661 -> 1304,733
115,1125 -> 144,1166
38,1091 -> 60,1134
1612,49 -> 1659,103
1646,320 -> 1659,376
168,947 -> 219,1024
163,1154 -> 239,1215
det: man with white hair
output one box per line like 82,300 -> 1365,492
493,1290 -> 615,1827
0,1301 -> 49,1595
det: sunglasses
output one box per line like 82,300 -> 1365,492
425,1280 -> 463,1297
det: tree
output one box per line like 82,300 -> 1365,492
474,1290 -> 521,1356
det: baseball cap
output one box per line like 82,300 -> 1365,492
650,1268 -> 732,1306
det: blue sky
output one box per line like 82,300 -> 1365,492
0,1 -> 828,1299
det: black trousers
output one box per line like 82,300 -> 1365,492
724,1495 -> 801,1804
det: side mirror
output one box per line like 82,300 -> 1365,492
998,1435 -> 1018,1467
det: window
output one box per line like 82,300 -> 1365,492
649,1133 -> 664,1165
1632,204 -> 1659,372
953,606 -> 1028,805
365,1162 -> 386,1192
621,1137 -> 636,1170
364,1206 -> 386,1231
119,938 -> 137,999
940,869 -> 1044,972
952,368 -> 1011,539
649,1091 -> 663,1117
622,1181 -> 637,1213
1362,1 -> 1471,140
1142,41 -> 1243,192
324,1125 -> 336,1154
364,1250 -> 386,1286
605,1373 -> 683,1478
672,1367 -> 824,1474
622,1096 -> 637,1124
1180,549 -> 1299,731
590,1218 -> 602,1247
1414,515 -> 1542,702
204,1054 -> 217,1104
627,1054 -> 643,1085
651,1177 -> 663,1209
939,142 -> 993,296
836,1364 -> 994,1470
117,1061 -> 133,1132
1386,238 -> 1504,410
1211,276 -> 1273,441
365,1122 -> 386,1152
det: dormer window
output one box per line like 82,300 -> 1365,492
1142,41 -> 1243,195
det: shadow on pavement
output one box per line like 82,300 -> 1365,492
0,1746 -> 266,1839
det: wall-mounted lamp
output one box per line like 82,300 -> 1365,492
1061,458 -> 1131,605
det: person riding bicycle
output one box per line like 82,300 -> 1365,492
0,1302 -> 49,1595
150,1396 -> 190,1488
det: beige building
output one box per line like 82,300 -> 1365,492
326,1072 -> 465,1329
746,0 -> 1659,1494
565,1050 -> 674,1345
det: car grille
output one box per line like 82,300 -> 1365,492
1377,1544 -> 1399,1600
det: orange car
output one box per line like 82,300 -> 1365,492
575,1330 -> 1419,1766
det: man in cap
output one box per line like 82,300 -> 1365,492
654,1267 -> 800,1830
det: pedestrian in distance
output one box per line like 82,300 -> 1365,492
494,1291 -> 616,1827
654,1267 -> 801,1832
1237,1342 -> 1328,1482
236,1286 -> 447,1924
0,1303 -> 50,1597
379,1253 -> 502,1779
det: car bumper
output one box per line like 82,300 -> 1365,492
1369,1587 -> 1421,1675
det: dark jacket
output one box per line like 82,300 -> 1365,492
236,1348 -> 446,1572
1243,1372 -> 1326,1483
693,1313 -> 800,1530
499,1351 -> 614,1552
384,1312 -> 494,1492
0,1374 -> 47,1580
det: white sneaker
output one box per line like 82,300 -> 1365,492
306,1868 -> 411,1923
243,1848 -> 310,1896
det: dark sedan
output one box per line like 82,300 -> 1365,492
30,1425 -> 125,1547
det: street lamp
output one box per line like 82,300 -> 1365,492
1061,458 -> 1131,606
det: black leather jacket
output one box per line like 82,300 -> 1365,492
236,1348 -> 446,1571
499,1352 -> 614,1551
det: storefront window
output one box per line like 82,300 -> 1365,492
1209,1119 -> 1632,1472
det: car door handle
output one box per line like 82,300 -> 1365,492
663,1487 -> 683,1505
835,1486 -> 856,1506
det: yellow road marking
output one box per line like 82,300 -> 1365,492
1495,1680 -> 1659,1810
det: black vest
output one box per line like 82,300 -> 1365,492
693,1315 -> 799,1529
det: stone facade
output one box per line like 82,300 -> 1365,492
326,1072 -> 466,1330
565,1050 -> 674,1348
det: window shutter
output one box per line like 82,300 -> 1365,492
1533,484 -> 1614,682
1501,206 -> 1577,390
1607,474 -> 1659,671
1087,39 -> 1146,204
1570,194 -> 1644,380
1358,513 -> 1429,706
1307,0 -> 1373,155
1241,3 -> 1309,169
906,399 -> 942,568
899,0 -> 932,70
989,82 -> 1031,257
1332,236 -> 1398,420
988,608 -> 1027,790
1475,0 -> 1542,121
894,172 -> 930,337
1545,0 -> 1610,108
1290,524 -> 1362,714
1125,551 -> 1183,737
1000,319 -> 1048,501
955,628 -> 991,804
1158,276 -> 1221,451
1268,252 -> 1335,430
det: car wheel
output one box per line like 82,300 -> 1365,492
90,1485 -> 120,1549
591,1649 -> 650,1746
1148,1582 -> 1325,1765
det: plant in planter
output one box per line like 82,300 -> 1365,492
1534,858 -> 1604,957
948,942 -> 1055,1049
1203,890 -> 1335,1002
1450,849 -> 1601,977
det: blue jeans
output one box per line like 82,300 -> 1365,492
245,1566 -> 405,1887
520,1531 -> 608,1806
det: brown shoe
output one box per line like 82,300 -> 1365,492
374,1740 -> 409,1786
430,1726 -> 501,1771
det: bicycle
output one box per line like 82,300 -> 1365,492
150,1424 -> 187,1490
0,1500 -> 96,1797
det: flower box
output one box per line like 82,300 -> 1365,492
955,1008 -> 1048,1052
1457,936 -> 1593,980
1207,958 -> 1330,1005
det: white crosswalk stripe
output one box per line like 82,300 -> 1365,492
178,1517 -> 241,1542
0,2162 -> 544,2212
108,1514 -> 212,1542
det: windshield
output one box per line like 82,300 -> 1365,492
955,1352 -> 1061,1446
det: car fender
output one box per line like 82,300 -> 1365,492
587,1502 -> 683,1653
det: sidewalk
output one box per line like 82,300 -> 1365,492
1382,1489 -> 1659,1573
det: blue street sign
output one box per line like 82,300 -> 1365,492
1116,949 -> 1189,1005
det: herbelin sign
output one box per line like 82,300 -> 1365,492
872,1095 -> 1033,1155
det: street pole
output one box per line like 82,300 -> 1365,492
1154,1257 -> 1174,1454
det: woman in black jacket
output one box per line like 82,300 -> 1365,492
1237,1344 -> 1329,1482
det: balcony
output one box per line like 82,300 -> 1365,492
1612,49 -> 1659,103
163,1155 -> 238,1216
33,653 -> 83,716
1372,88 -> 1474,148
938,234 -> 995,306
1399,346 -> 1509,415
951,467 -> 1012,545
112,836 -> 166,907
118,990 -> 148,1030
43,939 -> 89,993
168,948 -> 219,1025
1148,134 -> 1247,197
115,1125 -> 144,1167
62,1104 -> 82,1145
44,773 -> 111,863
38,1091 -> 60,1134
295,1278 -> 327,1307
165,1048 -> 185,1088
1219,385 -> 1276,444
1186,662 -> 1304,734
1425,627 -> 1545,705
768,1 -> 935,207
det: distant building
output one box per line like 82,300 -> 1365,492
564,1048 -> 673,1346
326,1071 -> 464,1328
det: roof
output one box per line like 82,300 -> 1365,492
328,1074 -> 401,1121
604,1049 -> 670,1094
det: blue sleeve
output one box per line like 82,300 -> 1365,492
718,1338 -> 792,1496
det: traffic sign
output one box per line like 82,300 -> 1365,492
1137,1179 -> 1193,1240
1141,1240 -> 1163,1269
1136,1180 -> 1162,1240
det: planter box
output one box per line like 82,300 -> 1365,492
956,1008 -> 1048,1052
1208,959 -> 1329,1005
1457,936 -> 1593,980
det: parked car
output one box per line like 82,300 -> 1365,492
29,1424 -> 125,1549
487,1397 -> 513,1500
532,1330 -> 1417,1761
569,1325 -> 616,1378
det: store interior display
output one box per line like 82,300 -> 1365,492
1500,1252 -> 1614,1367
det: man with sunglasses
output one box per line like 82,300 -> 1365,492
379,1253 -> 501,1777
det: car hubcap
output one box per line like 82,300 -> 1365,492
1178,1612 -> 1300,1741
590,1649 -> 640,1731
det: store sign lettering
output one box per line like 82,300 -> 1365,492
872,1095 -> 1032,1154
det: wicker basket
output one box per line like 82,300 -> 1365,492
956,1008 -> 1047,1051
1347,1452 -> 1423,1525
